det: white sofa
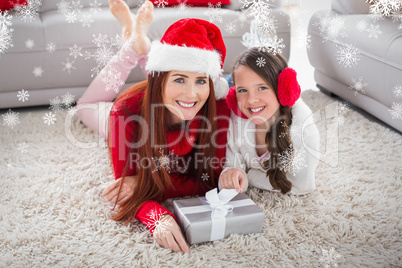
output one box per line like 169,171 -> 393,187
307,0 -> 402,132
0,0 -> 291,109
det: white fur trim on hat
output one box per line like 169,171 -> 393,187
145,41 -> 223,79
213,76 -> 229,100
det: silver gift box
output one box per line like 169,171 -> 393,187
173,193 -> 265,244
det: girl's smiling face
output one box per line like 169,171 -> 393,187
163,71 -> 210,125
234,65 -> 280,126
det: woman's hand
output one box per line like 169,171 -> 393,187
153,214 -> 190,254
219,168 -> 247,193
102,176 -> 138,206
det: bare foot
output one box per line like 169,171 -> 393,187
129,0 -> 153,56
109,0 -> 133,41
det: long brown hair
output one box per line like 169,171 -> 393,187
108,72 -> 217,222
232,48 -> 293,194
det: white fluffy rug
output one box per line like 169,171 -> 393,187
1,90 -> 401,267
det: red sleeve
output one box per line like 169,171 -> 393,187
135,201 -> 176,235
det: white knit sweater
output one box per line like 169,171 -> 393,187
221,99 -> 320,195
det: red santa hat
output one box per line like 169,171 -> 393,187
145,18 -> 229,99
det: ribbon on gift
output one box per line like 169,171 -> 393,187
205,188 -> 239,241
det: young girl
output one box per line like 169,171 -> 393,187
219,48 -> 320,195
77,0 -> 230,254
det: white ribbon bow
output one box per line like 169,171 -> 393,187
205,188 -> 239,240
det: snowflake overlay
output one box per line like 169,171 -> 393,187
314,12 -> 347,42
319,247 -> 342,268
100,67 -> 125,93
46,42 -> 56,53
333,101 -> 350,126
49,97 -> 63,112
203,2 -> 227,23
62,92 -> 76,108
32,66 -> 44,77
0,10 -> 14,54
89,0 -> 102,14
154,0 -> 168,8
80,14 -> 93,27
84,34 -> 125,77
366,24 -> 382,39
68,106 -> 78,116
2,109 -> 20,129
393,85 -> 402,98
388,102 -> 402,119
174,0 -> 191,15
201,173 -> 209,181
17,89 -> 30,102
336,44 -> 360,68
355,20 -> 368,32
69,44 -> 83,59
278,145 -> 307,176
256,57 -> 266,67
225,22 -> 237,35
152,149 -> 178,173
61,58 -> 76,74
349,77 -> 368,96
43,112 -> 56,125
17,142 -> 29,153
146,209 -> 172,236
25,39 -> 35,49
15,0 -> 42,23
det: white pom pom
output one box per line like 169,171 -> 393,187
214,76 -> 229,100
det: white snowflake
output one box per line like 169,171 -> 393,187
61,58 -> 76,74
89,0 -> 102,14
332,114 -> 346,126
152,149 -> 178,173
80,14 -> 93,27
175,0 -> 191,15
258,36 -> 285,55
2,109 -> 20,129
154,0 -> 168,8
17,89 -> 29,102
319,247 -> 342,268
0,11 -> 14,54
56,0 -> 70,14
49,96 -> 63,112
256,14 -> 276,37
70,0 -> 83,13
203,2 -> 227,23
84,34 -> 124,77
201,173 -> 209,181
336,44 -> 360,68
237,12 -> 248,27
69,44 -> 83,59
355,20 -> 368,32
280,121 -> 302,143
101,67 -> 125,93
368,0 -> 402,17
62,92 -> 75,108
25,39 -> 35,49
45,42 -> 56,53
17,142 -> 29,153
349,77 -> 368,96
43,112 -> 57,125
65,11 -> 77,23
296,31 -> 312,50
388,102 -> 402,119
393,85 -> 402,98
335,101 -> 350,117
32,66 -> 44,77
367,24 -> 382,39
256,57 -> 266,67
146,209 -> 172,236
15,0 -> 41,23
240,0 -> 273,20
278,146 -> 307,176
225,22 -> 237,35
315,13 -> 347,42
67,106 -> 78,116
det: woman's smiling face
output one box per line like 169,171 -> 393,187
234,65 -> 280,126
163,71 -> 210,124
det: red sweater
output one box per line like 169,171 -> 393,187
108,87 -> 230,234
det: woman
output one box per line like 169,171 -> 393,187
77,0 -> 230,254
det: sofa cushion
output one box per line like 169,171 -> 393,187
331,0 -> 370,14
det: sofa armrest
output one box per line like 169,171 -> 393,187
331,0 -> 370,14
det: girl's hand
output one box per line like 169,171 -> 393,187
102,176 -> 138,206
219,168 -> 247,193
153,214 -> 190,254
